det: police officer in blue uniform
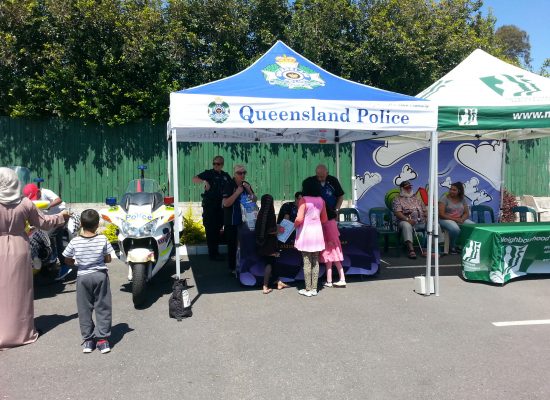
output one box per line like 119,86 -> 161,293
305,164 -> 344,221
193,156 -> 231,261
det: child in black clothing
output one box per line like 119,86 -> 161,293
255,194 -> 289,294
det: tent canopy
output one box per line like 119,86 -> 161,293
169,41 -> 437,143
417,49 -> 550,140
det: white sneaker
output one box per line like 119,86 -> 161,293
323,282 -> 333,288
310,289 -> 318,296
298,289 -> 312,297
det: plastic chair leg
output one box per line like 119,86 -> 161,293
443,230 -> 450,254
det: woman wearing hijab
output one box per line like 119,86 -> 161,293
255,194 -> 289,294
0,167 -> 69,350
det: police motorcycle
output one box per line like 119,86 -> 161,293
99,165 -> 180,307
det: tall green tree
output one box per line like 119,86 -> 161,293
495,24 -> 531,68
247,0 -> 290,57
352,0 -> 503,95
167,0 -> 251,89
287,0 -> 361,79
0,0 -> 47,117
0,0 -> 177,125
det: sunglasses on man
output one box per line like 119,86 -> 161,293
235,171 -> 247,175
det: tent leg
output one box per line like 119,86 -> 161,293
167,131 -> 172,195
499,140 -> 507,222
424,133 -> 436,296
336,142 -> 340,182
351,142 -> 356,207
433,132 -> 440,296
170,131 -> 181,279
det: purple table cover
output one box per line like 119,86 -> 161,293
237,222 -> 380,286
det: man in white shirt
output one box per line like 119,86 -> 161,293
38,188 -> 66,215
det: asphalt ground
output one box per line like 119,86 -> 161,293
2,252 -> 550,400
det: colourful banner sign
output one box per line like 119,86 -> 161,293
354,140 -> 503,223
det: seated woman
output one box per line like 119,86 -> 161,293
438,181 -> 474,254
392,181 -> 427,259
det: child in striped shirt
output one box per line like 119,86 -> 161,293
63,209 -> 114,354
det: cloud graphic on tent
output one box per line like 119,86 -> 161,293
441,177 -> 452,189
440,176 -> 492,205
394,164 -> 417,186
356,171 -> 382,200
454,141 -> 502,189
373,142 -> 427,167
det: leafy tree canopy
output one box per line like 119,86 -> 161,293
495,24 -> 531,68
0,0 -> 536,125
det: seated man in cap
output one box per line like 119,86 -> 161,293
392,181 -> 427,259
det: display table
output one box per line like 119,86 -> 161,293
237,222 -> 380,286
458,223 -> 550,284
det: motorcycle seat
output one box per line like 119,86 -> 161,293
120,192 -> 164,212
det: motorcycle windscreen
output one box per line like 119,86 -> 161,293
125,179 -> 160,194
8,166 -> 31,185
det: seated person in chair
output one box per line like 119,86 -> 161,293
277,191 -> 303,224
392,181 -> 427,259
438,181 -> 474,254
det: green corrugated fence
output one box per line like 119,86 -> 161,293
0,117 -> 352,202
2,117 -> 548,200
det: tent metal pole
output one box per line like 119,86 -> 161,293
433,131 -> 440,296
167,129 -> 172,195
499,140 -> 507,221
351,142 -> 356,206
170,129 -> 181,279
424,132 -> 436,296
335,130 -> 340,182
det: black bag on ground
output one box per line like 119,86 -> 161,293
168,278 -> 193,321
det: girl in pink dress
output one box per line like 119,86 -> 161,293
294,179 -> 327,297
321,219 -> 346,288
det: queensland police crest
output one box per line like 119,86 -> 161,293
262,55 -> 325,90
208,98 -> 230,123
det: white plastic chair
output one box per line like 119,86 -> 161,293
522,195 -> 550,221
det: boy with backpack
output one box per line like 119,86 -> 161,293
63,209 -> 114,353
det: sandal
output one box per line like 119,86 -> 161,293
408,250 -> 417,259
262,287 -> 272,294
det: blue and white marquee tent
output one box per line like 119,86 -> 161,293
169,41 -> 437,143
167,41 -> 438,282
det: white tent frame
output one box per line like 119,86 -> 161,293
167,128 -> 441,299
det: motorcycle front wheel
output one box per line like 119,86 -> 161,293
132,263 -> 147,307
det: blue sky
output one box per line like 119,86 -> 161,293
481,0 -> 549,71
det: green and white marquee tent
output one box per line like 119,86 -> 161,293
418,48 -> 550,139
414,49 -> 550,295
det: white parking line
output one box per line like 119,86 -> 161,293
384,264 -> 460,269
492,320 -> 550,327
